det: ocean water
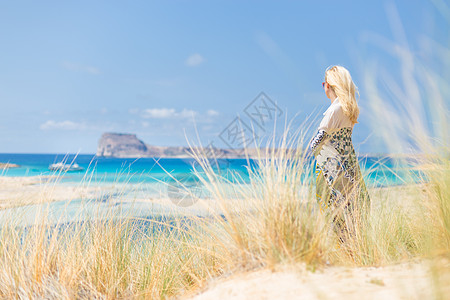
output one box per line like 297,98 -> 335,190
0,153 -> 421,187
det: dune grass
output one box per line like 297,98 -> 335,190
0,10 -> 449,299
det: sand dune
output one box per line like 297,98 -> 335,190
183,261 -> 446,300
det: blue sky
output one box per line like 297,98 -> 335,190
0,0 -> 447,154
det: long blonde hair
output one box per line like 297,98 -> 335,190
325,65 -> 360,124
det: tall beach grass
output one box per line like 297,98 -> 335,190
0,7 -> 448,299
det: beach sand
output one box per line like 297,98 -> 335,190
0,176 -> 288,216
0,176 -> 109,209
182,260 -> 448,300
0,176 -> 248,222
0,175 -> 429,215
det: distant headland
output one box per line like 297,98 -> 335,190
0,162 -> 20,169
96,132 -> 258,158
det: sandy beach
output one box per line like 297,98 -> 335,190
0,176 -> 109,209
0,175 -> 251,224
183,260 -> 449,300
0,175 -> 428,211
0,175 -> 430,227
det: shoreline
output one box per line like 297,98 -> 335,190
0,174 -> 426,204
0,175 -> 428,225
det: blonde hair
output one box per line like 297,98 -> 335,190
325,65 -> 360,124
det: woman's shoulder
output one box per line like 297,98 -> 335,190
323,101 -> 346,121
319,100 -> 353,131
330,100 -> 344,113
323,98 -> 342,115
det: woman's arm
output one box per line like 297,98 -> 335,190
309,129 -> 327,154
309,105 -> 337,155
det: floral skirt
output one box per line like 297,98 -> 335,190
313,127 -> 371,237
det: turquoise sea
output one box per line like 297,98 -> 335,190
0,153 -> 421,187
0,153 -> 423,226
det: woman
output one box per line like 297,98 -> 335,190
309,65 -> 370,241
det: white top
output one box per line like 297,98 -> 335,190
318,97 -> 353,132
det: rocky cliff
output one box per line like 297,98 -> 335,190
96,132 -> 258,158
96,133 -> 151,157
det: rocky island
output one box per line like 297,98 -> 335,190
0,162 -> 20,169
96,132 -> 254,158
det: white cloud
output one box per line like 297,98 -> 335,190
142,108 -> 177,119
185,53 -> 205,67
62,61 -> 100,74
136,108 -> 219,123
139,108 -> 202,119
40,120 -> 87,130
207,109 -> 219,117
